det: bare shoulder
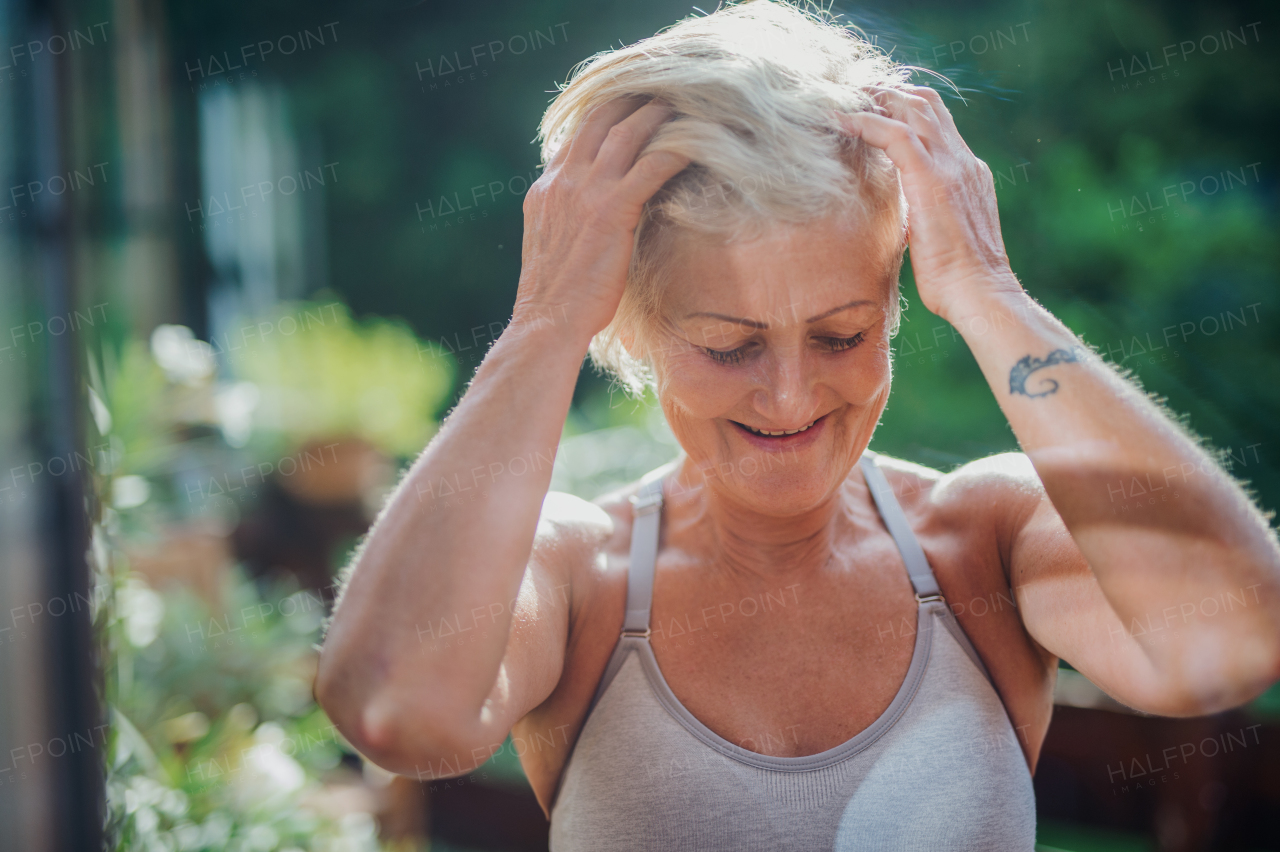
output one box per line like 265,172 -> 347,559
946,452 -> 1044,492
869,451 -> 1052,585
864,452 -> 945,505
531,477 -> 653,601
590,477 -> 659,559
532,491 -> 616,573
938,452 -> 1048,530
875,451 -> 1043,516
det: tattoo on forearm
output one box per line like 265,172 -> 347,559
1009,348 -> 1081,398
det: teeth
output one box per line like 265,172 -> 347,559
744,419 -> 816,437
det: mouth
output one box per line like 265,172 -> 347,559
729,413 -> 829,450
735,418 -> 819,437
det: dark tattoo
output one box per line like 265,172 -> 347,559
1009,348 -> 1081,398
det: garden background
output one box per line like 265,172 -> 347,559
0,0 -> 1277,849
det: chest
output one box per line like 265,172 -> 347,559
645,538 -> 922,757
523,498 -> 1053,812
551,603 -> 1038,851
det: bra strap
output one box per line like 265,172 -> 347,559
621,455 -> 942,631
622,472 -> 665,637
858,452 -> 943,601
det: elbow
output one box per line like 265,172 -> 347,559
314,642 -> 362,741
314,655 -> 484,779
352,691 -> 489,780
314,651 -> 378,763
1128,635 -> 1280,717
1232,636 -> 1280,708
1201,623 -> 1280,711
313,645 -> 396,767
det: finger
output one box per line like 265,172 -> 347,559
590,100 -> 677,179
615,150 -> 691,214
866,87 -> 941,148
904,84 -> 960,135
565,97 -> 649,167
546,132 -> 573,170
835,112 -> 931,173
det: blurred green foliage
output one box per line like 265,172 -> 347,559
155,0 -> 1279,508
105,569 -> 381,852
94,305 -> 461,850
87,1 -> 1280,850
227,301 -> 454,458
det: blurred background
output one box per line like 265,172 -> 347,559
0,0 -> 1277,849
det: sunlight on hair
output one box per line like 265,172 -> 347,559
539,0 -> 937,395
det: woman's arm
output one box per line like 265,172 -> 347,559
315,98 -> 688,774
841,86 -> 1280,714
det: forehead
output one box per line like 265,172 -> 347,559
662,213 -> 898,324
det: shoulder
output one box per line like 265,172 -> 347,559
873,450 -> 1044,516
532,491 -> 616,569
870,451 -> 1047,571
531,474 -> 657,591
862,452 -> 944,504
518,493 -> 615,625
950,452 -> 1043,489
535,477 -> 669,644
938,452 -> 1047,534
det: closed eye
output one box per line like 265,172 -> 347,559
818,332 -> 866,352
703,332 -> 866,365
704,344 -> 750,365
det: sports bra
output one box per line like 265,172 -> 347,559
548,450 -> 1036,850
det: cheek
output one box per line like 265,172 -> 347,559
832,340 -> 894,402
656,349 -> 746,422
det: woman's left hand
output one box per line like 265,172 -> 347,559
836,85 -> 1020,323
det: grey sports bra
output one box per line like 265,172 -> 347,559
548,451 -> 1037,850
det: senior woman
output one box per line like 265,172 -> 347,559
317,2 -> 1280,848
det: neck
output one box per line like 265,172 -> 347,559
667,456 -> 851,582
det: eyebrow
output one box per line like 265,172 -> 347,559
684,299 -> 876,329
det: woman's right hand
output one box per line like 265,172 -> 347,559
515,98 -> 690,343
318,100 -> 687,772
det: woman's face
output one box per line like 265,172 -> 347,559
650,212 -> 900,516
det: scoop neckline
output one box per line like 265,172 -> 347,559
629,599 -> 939,773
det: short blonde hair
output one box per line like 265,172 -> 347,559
539,0 -> 918,394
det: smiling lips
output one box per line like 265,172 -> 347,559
733,415 -> 821,437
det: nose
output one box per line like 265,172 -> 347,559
750,346 -> 818,427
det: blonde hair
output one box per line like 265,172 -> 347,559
539,0 -> 920,394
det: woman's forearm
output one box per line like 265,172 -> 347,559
317,97 -> 690,761
837,85 -> 1275,705
944,276 -> 1280,681
317,316 -> 590,746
